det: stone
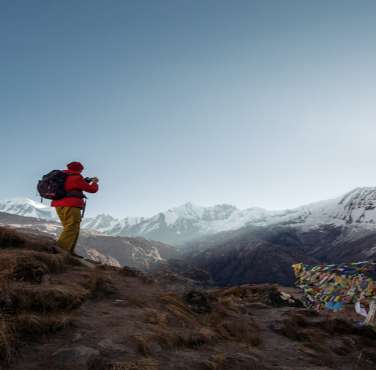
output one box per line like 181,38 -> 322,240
52,345 -> 100,369
72,332 -> 83,342
183,290 -> 213,314
97,338 -> 125,352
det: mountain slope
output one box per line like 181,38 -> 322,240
181,222 -> 376,287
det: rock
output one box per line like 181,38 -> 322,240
147,342 -> 162,354
52,345 -> 100,369
120,266 -> 144,277
12,261 -> 47,283
183,290 -> 213,314
77,258 -> 96,269
97,338 -> 125,352
245,302 -> 269,310
72,332 -> 83,342
222,353 -> 270,370
268,287 -> 304,308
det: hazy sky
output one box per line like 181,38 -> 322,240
1,0 -> 375,217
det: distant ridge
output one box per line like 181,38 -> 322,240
2,187 -> 376,245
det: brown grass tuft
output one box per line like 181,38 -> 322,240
271,318 -> 310,342
216,319 -> 261,346
106,358 -> 159,370
0,228 -> 25,248
0,316 -> 14,363
124,295 -> 149,308
80,271 -> 118,298
7,284 -> 89,313
159,293 -> 197,324
0,250 -> 81,284
14,313 -> 72,336
221,353 -> 270,370
133,335 -> 153,357
143,309 -> 168,326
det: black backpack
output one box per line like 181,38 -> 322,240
37,170 -> 69,200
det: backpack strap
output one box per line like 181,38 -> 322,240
65,190 -> 86,198
65,173 -> 86,198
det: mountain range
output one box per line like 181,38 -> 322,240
2,187 -> 376,287
2,187 -> 376,246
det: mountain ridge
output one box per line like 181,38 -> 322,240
2,187 -> 376,245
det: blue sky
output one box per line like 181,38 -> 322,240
1,0 -> 375,217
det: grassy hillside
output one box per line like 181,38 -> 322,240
0,226 -> 376,370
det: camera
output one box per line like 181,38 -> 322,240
84,177 -> 94,183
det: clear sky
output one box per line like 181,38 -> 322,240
1,0 -> 375,218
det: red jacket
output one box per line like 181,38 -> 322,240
51,170 -> 99,208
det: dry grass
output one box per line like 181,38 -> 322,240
143,309 -> 168,326
124,295 -> 149,308
220,354 -> 270,370
106,358 -> 159,370
159,293 -> 197,324
273,308 -> 376,366
80,271 -> 118,298
119,267 -> 153,285
0,228 -> 25,248
215,284 -> 296,309
183,290 -> 213,314
0,313 -> 71,364
14,313 -> 72,336
175,328 -> 219,348
0,227 -> 113,366
0,249 -> 81,283
0,316 -> 14,363
133,327 -> 218,355
6,284 -> 89,313
215,319 -> 261,346
0,227 -> 62,254
7,227 -> 376,370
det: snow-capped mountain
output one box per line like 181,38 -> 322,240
81,214 -> 145,235
2,187 -> 376,245
283,187 -> 376,228
91,203 -> 274,245
0,198 -> 57,221
90,188 -> 376,244
181,188 -> 376,286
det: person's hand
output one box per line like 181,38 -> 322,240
91,177 -> 99,183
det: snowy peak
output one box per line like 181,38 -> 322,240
3,187 -> 376,245
285,187 -> 376,228
336,187 -> 376,224
0,198 -> 57,221
164,203 -> 238,225
81,214 -> 119,233
81,214 -> 145,235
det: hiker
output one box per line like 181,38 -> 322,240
51,162 -> 99,257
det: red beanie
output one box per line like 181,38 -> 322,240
67,161 -> 84,172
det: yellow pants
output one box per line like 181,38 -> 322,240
55,207 -> 81,253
